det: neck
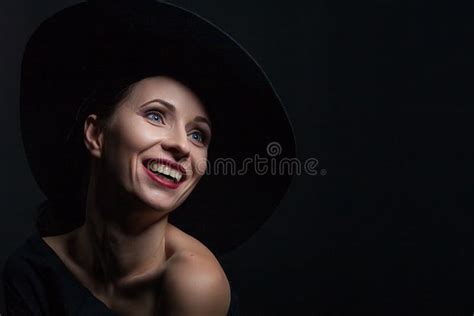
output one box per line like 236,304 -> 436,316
75,169 -> 169,291
78,214 -> 168,287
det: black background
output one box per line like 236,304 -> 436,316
1,0 -> 474,315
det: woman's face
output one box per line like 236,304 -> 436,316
87,76 -> 211,215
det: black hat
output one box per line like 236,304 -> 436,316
20,0 -> 296,255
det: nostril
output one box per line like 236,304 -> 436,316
161,132 -> 190,155
162,144 -> 190,161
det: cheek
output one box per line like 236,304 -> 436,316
193,149 -> 209,176
103,120 -> 154,174
109,119 -> 165,155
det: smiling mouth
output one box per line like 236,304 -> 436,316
143,159 -> 186,183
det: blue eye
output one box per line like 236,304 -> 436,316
190,131 -> 204,143
146,111 -> 164,124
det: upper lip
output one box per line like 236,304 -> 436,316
144,158 -> 188,180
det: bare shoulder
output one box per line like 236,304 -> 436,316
42,230 -> 75,259
161,224 -> 231,316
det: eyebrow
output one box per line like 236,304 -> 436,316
140,98 -> 212,129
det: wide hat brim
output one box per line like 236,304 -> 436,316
20,0 -> 296,255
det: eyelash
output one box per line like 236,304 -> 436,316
145,110 -> 165,124
144,110 -> 209,145
190,130 -> 207,144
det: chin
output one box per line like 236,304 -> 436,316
134,174 -> 200,214
136,190 -> 184,214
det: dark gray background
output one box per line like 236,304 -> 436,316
2,0 -> 474,315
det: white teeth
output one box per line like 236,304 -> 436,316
150,161 -> 159,172
147,160 -> 184,182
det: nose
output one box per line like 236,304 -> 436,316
161,124 -> 190,161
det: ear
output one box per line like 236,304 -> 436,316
84,114 -> 105,159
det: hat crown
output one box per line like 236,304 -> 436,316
88,0 -> 155,9
88,0 -> 154,4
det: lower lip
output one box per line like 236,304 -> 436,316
143,165 -> 182,189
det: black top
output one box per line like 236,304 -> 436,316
2,232 -> 240,315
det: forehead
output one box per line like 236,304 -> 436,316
121,76 -> 208,117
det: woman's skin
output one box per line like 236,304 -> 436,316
43,76 -> 230,316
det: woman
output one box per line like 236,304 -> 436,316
3,0 -> 295,315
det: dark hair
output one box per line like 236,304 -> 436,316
36,80 -> 135,236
